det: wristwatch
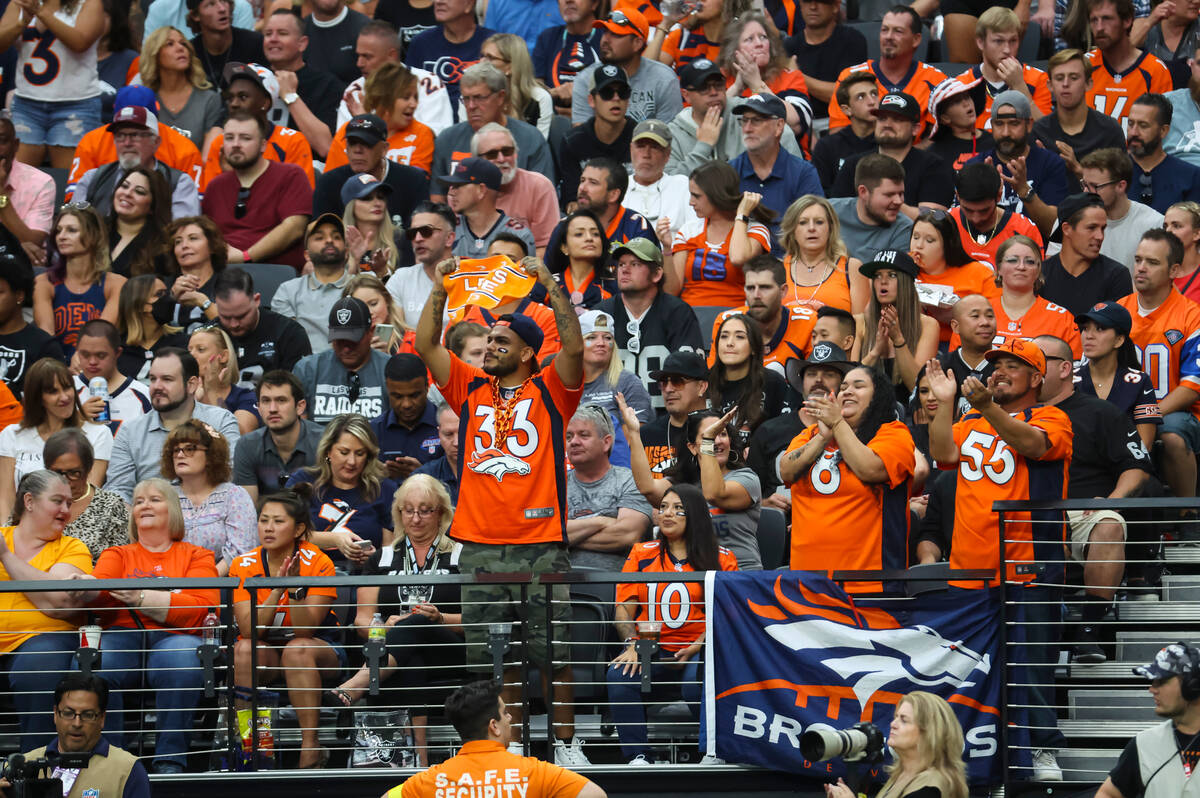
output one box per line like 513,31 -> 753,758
199,299 -> 213,312
282,92 -> 299,105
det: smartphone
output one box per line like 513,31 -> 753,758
355,539 -> 374,549
376,323 -> 394,341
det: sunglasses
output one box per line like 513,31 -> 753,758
234,186 -> 250,219
595,85 -> 631,101
348,371 -> 361,404
657,376 -> 694,387
1139,173 -> 1154,206
626,319 -> 641,354
478,145 -> 515,160
608,9 -> 631,25
59,200 -> 91,212
406,225 -> 447,240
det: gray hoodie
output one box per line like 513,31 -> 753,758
665,105 -> 805,177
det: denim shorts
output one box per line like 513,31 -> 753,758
1161,411 -> 1200,452
10,94 -> 102,148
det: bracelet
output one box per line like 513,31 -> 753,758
893,338 -> 907,348
699,438 -> 717,456
735,214 -> 750,224
242,250 -> 252,263
138,590 -> 146,607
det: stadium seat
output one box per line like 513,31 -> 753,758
927,62 -> 972,78
756,508 -> 787,570
1018,23 -> 1042,61
847,20 -> 883,62
39,167 -> 69,210
240,263 -> 297,308
694,306 -> 729,352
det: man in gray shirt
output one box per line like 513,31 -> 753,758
294,296 -> 391,424
571,8 -> 683,125
828,153 -> 914,262
271,212 -> 352,353
233,370 -> 326,503
105,348 -> 240,501
565,405 -> 652,570
444,158 -> 537,258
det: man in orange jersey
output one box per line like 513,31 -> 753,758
66,86 -> 202,200
826,6 -> 946,135
708,255 -> 816,374
950,162 -> 1044,268
199,62 -> 315,193
961,8 -> 1052,129
1118,229 -> 1200,511
385,681 -> 606,798
416,252 -> 590,765
1126,94 -> 1200,215
1085,0 -> 1172,130
926,338 -> 1071,781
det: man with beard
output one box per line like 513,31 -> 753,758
386,202 -> 457,328
474,124 -> 558,256
571,159 -> 656,247
233,370 -> 323,502
74,106 -> 200,219
1165,44 -> 1200,167
571,7 -> 683,124
968,90 -> 1068,239
960,8 -> 1051,128
443,158 -> 536,259
812,72 -> 878,192
271,213 -> 353,353
106,348 -> 241,501
1034,49 -> 1126,191
832,90 -> 953,218
293,296 -> 390,424
1126,93 -> 1200,214
416,253 -> 591,766
532,0 -> 605,112
1041,193 -> 1132,317
595,238 -> 703,413
1085,0 -> 1172,131
706,255 -> 816,373
213,269 -> 312,388
827,153 -> 913,261
926,338 -> 1071,781
557,66 -> 635,208
948,162 -> 1043,268
623,120 -> 698,241
201,112 -> 311,269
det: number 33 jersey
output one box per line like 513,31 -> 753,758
438,354 -> 582,545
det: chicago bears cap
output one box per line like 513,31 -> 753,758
495,313 -> 545,353
328,296 -> 371,342
985,338 -> 1047,375
1075,301 -> 1132,336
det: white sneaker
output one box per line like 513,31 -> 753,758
554,736 -> 591,766
1032,749 -> 1062,781
507,742 -> 525,756
628,754 -> 653,766
699,754 -> 726,765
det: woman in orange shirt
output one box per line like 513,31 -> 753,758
989,235 -> 1082,359
668,161 -> 773,307
909,209 -> 1000,344
325,63 -> 434,174
721,12 -> 810,141
779,195 -> 867,312
88,477 -> 219,774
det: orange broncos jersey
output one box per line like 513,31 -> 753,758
1118,290 -> 1200,419
949,206 -> 1044,269
957,66 -> 1052,130
707,303 -> 816,370
917,261 -> 1000,343
438,354 -> 581,545
387,740 -> 588,798
616,539 -> 738,651
663,25 -> 720,69
200,125 -> 315,193
672,218 -> 772,307
92,541 -> 219,630
784,420 -> 915,593
827,60 -> 947,136
1085,49 -> 1172,131
990,296 -> 1082,359
229,542 -> 338,634
67,123 -> 202,198
941,405 -> 1072,586
323,119 -> 435,174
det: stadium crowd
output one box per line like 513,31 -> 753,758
0,0 -> 1199,777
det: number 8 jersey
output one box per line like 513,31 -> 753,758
438,354 -> 582,545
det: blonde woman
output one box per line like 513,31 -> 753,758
139,26 -> 222,153
825,691 -> 967,798
578,310 -> 653,467
481,33 -> 553,139
1166,201 -> 1200,302
780,195 -> 867,313
188,325 -> 259,433
116,275 -> 187,382
343,273 -> 417,354
327,474 -> 464,766
342,175 -> 400,277
286,414 -> 397,569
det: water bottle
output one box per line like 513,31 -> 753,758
88,376 -> 110,423
369,612 -> 386,642
202,610 -> 220,647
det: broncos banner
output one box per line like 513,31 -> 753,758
701,572 -> 1010,785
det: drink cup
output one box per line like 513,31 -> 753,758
637,620 -> 662,642
79,625 -> 102,649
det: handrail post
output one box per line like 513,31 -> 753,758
544,576 -> 555,755
519,581 -> 531,755
998,507 -> 1011,797
224,586 -> 238,772
248,582 -> 259,770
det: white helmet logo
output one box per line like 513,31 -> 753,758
337,309 -> 352,325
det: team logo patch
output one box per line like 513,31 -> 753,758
336,308 -> 352,325
880,94 -> 907,109
0,346 -> 25,382
83,790 -> 99,798
1166,329 -> 1184,345
468,448 -> 531,481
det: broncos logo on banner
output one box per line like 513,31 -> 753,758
701,572 -> 1019,785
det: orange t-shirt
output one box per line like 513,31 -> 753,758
941,405 -> 1072,586
67,123 -> 203,198
0,381 -> 21,431
1118,289 -> 1200,419
323,119 -> 435,174
387,740 -> 589,798
707,303 -> 816,370
918,261 -> 1001,343
662,25 -> 720,70
784,420 -> 915,593
957,65 -> 1052,130
672,218 -> 773,307
447,301 -> 562,361
616,539 -> 738,651
1085,49 -> 1172,131
91,541 -> 219,630
991,295 -> 1082,359
229,542 -> 338,634
200,124 -> 315,193
0,528 -> 92,653
437,355 -> 582,545
782,255 -> 854,311
949,206 -> 1044,269
827,60 -> 947,136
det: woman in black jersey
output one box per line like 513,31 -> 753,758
1075,301 -> 1162,451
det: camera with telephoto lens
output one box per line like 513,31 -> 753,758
800,722 -> 886,763
1,752 -> 89,798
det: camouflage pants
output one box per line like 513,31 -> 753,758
458,542 -> 572,672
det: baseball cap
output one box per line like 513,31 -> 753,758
991,89 -> 1033,120
328,296 -> 372,342
579,309 -> 616,338
859,249 -> 919,280
984,338 -> 1046,375
0,233 -> 34,305
113,85 -> 159,115
223,62 -> 280,103
306,212 -> 346,242
108,105 -> 158,133
1049,192 -> 1105,243
610,237 -> 663,266
1133,642 -> 1199,681
733,93 -> 788,120
345,114 -> 387,146
593,7 -> 649,40
442,157 -> 502,191
341,172 -> 394,206
872,90 -> 920,122
632,119 -> 671,148
678,58 -> 725,91
928,77 -> 985,139
648,351 -> 708,381
1075,301 -> 1132,336
592,64 -> 630,94
495,313 -> 545,353
784,342 -> 853,394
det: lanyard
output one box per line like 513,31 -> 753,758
403,535 -> 442,575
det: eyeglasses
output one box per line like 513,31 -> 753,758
348,371 -> 362,404
1081,179 -> 1118,192
57,708 -> 102,722
919,208 -> 949,221
657,376 -> 693,387
172,443 -> 207,456
738,114 -> 774,126
596,85 -> 632,101
406,225 -> 447,240
625,319 -> 641,354
234,186 -> 250,219
401,506 -> 437,518
1140,172 -> 1154,206
51,468 -> 85,481
478,145 -> 516,161
461,91 -> 498,107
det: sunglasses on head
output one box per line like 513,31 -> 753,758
596,85 -> 631,101
608,9 -> 631,24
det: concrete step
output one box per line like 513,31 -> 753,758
1067,661 -> 1146,680
1060,719 -> 1157,736
1057,748 -> 1121,781
1067,689 -> 1159,721
1117,602 -> 1200,622
1165,545 -> 1200,564
1162,574 -> 1200,601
